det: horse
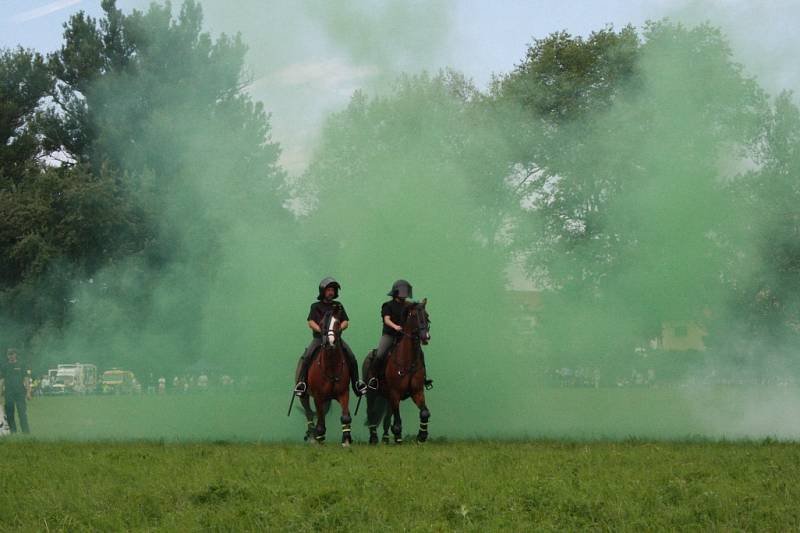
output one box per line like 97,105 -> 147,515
366,298 -> 431,444
299,309 -> 353,446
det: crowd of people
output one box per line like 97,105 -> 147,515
143,373 -> 254,395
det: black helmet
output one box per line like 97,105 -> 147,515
388,279 -> 413,298
318,277 -> 341,300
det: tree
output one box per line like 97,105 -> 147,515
0,48 -> 51,186
1,1 -> 287,374
495,21 -> 768,365
721,92 -> 800,351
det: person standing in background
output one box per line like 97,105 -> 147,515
0,348 -> 31,434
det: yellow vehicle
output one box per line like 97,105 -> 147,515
101,369 -> 136,394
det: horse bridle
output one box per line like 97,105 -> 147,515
321,312 -> 340,349
318,311 -> 344,382
392,305 -> 430,377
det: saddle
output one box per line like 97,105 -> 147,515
371,341 -> 433,391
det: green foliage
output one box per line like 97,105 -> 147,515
0,166 -> 147,285
0,1 -> 286,373
494,21 -> 778,365
0,48 -> 51,184
721,91 -> 800,347
499,25 -> 640,123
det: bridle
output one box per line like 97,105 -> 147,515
392,304 -> 430,378
318,311 -> 344,382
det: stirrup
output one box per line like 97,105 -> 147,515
367,377 -> 379,391
294,382 -> 307,396
424,379 -> 434,391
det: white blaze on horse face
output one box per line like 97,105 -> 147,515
326,316 -> 338,345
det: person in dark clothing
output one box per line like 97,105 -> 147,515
0,348 -> 31,434
294,277 -> 367,397
363,280 -> 433,389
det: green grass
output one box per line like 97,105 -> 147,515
1,439 -> 799,531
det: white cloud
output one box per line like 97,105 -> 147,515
12,0 -> 82,23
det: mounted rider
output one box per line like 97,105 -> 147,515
363,279 -> 433,390
294,277 -> 367,398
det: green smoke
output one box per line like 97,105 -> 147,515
4,1 -> 800,441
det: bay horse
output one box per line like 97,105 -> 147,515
366,299 -> 431,444
299,309 -> 353,446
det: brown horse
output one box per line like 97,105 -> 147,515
299,309 -> 353,446
366,299 -> 431,444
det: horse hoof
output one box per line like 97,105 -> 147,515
417,432 -> 428,443
341,441 -> 350,448
381,435 -> 390,444
369,436 -> 378,445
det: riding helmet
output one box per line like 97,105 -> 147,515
318,277 -> 341,300
388,279 -> 413,298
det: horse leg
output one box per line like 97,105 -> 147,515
412,389 -> 430,443
313,397 -> 327,444
381,404 -> 391,444
389,393 -> 403,444
338,391 -> 352,447
300,395 -> 315,442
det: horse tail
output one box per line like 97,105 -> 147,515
365,393 -> 388,427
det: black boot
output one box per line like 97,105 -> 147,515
343,346 -> 366,396
365,350 -> 379,390
294,355 -> 311,397
370,353 -> 388,390
348,358 -> 366,396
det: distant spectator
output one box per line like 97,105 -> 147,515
0,349 -> 31,434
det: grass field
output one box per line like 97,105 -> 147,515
1,439 -> 800,531
3,389 -> 800,531
12,385 -> 800,441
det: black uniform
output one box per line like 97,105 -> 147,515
307,301 -> 350,338
363,299 -> 408,380
1,359 -> 30,434
381,299 -> 408,336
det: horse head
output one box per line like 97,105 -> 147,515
320,308 -> 342,349
405,298 -> 431,345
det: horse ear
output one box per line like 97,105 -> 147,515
422,298 -> 427,307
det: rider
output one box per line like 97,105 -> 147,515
363,279 -> 433,390
294,277 -> 367,397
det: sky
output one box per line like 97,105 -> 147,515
1,0 -> 798,174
